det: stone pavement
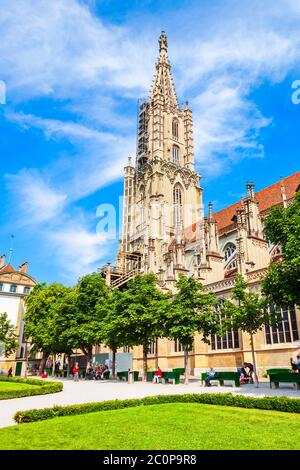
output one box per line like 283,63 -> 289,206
0,378 -> 299,429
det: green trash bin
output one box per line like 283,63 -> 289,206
48,369 -> 53,377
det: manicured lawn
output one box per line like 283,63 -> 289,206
0,381 -> 38,398
1,403 -> 300,450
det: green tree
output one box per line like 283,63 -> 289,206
50,287 -> 78,376
112,273 -> 169,381
74,273 -> 110,365
97,289 -> 127,379
221,275 -> 275,387
24,283 -> 69,373
0,313 -> 18,357
262,191 -> 300,306
165,274 -> 219,384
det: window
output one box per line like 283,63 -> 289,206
174,339 -> 184,353
265,305 -> 299,345
172,145 -> 179,163
24,287 -> 30,294
10,285 -> 17,293
224,243 -> 236,262
0,283 -> 3,292
173,184 -> 182,227
123,346 -> 130,353
172,119 -> 179,139
211,301 -> 240,350
149,340 -> 158,355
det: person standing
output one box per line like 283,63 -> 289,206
7,367 -> 13,377
72,362 -> 79,382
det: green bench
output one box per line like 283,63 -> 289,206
266,369 -> 291,375
172,368 -> 185,376
147,371 -> 156,382
161,371 -> 180,385
201,372 -> 240,387
102,370 -> 110,380
268,373 -> 300,390
117,370 -> 139,382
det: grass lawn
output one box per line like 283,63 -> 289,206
1,403 -> 300,450
0,381 -> 39,398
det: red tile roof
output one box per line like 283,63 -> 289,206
214,171 -> 300,231
0,264 -> 15,274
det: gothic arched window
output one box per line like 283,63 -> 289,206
172,119 -> 179,139
173,184 -> 182,227
224,243 -> 236,262
172,145 -> 179,163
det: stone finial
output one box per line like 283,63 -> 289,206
159,31 -> 168,53
280,176 -> 287,208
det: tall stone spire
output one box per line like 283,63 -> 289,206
149,31 -> 179,109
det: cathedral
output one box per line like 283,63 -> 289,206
103,32 -> 300,377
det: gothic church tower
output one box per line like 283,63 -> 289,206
117,32 -> 203,290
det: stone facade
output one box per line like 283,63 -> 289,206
105,32 -> 300,377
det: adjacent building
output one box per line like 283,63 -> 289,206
0,255 -> 36,375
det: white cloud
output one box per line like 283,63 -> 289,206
5,169 -> 67,225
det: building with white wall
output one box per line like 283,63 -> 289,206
0,255 -> 36,375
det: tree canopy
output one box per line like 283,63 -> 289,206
165,274 -> 219,383
262,191 -> 300,306
110,273 -> 170,380
0,312 -> 18,357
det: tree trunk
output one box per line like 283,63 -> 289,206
112,349 -> 116,379
86,347 -> 93,369
67,354 -> 71,378
39,352 -> 50,375
142,345 -> 148,382
52,354 -> 56,376
250,333 -> 259,388
184,347 -> 189,385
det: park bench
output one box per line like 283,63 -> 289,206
268,373 -> 300,390
201,371 -> 240,387
172,368 -> 185,376
266,368 -> 291,375
117,370 -> 139,382
147,371 -> 156,382
161,371 -> 180,385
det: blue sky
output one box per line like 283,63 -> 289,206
0,0 -> 299,285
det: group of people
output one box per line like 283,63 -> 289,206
204,362 -> 254,386
290,356 -> 300,373
72,362 -> 110,381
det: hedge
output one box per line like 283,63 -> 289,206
14,392 -> 300,424
0,376 -> 63,400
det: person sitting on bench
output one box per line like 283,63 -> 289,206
205,367 -> 216,387
244,362 -> 254,383
153,366 -> 163,383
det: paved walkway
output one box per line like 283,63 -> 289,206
0,378 -> 299,429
